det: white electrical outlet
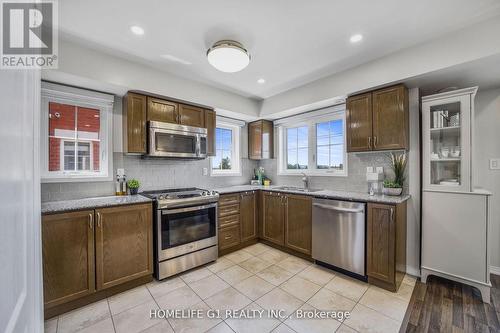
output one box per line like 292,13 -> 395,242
490,159 -> 500,170
116,168 -> 125,176
376,166 -> 384,174
202,167 -> 208,176
366,167 -> 374,173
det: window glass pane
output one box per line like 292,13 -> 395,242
317,145 -> 329,169
77,107 -> 100,173
287,149 -> 298,169
316,119 -> 344,171
77,142 -> 91,171
287,128 -> 297,149
297,126 -> 308,148
63,141 -> 75,171
298,148 -> 308,169
213,127 -> 234,171
49,102 -> 76,172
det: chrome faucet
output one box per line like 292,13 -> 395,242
301,172 -> 309,190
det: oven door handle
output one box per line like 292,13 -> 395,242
161,203 -> 217,215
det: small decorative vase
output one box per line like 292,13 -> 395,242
129,188 -> 139,195
383,187 -> 403,196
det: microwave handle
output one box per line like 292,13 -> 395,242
196,134 -> 201,156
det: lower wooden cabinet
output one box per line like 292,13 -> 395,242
367,202 -> 407,292
95,204 -> 153,290
42,203 -> 153,316
261,191 -> 285,246
240,191 -> 257,242
284,194 -> 312,255
218,224 -> 241,250
42,210 -> 95,308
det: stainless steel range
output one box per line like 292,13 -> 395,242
142,188 -> 219,280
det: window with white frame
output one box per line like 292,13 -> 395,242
278,106 -> 347,176
211,121 -> 241,176
41,82 -> 114,182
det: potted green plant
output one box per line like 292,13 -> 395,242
383,152 -> 407,196
127,179 -> 140,195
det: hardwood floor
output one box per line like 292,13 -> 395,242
401,274 -> 500,332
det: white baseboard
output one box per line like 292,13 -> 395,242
491,265 -> 500,276
406,266 -> 421,278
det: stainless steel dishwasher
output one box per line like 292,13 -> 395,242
312,198 -> 366,276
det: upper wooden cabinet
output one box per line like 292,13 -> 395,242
42,210 -> 95,309
123,93 -> 147,154
248,120 -> 274,160
367,202 -> 406,292
240,191 -> 257,242
205,109 -> 216,156
346,84 -> 408,152
95,203 -> 153,290
179,104 -> 205,127
122,92 -> 216,154
346,93 -> 372,152
284,194 -> 312,255
147,97 -> 178,123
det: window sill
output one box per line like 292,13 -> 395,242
41,174 -> 113,183
277,170 -> 348,177
210,171 -> 242,177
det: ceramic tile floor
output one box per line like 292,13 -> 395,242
44,242 -> 416,333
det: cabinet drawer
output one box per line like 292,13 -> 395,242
218,203 -> 240,217
219,214 -> 240,228
219,194 -> 239,206
218,225 -> 241,250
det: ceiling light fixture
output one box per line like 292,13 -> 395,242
207,40 -> 250,73
257,78 -> 266,84
130,25 -> 144,35
350,34 -> 363,43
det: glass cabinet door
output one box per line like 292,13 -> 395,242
423,93 -> 471,192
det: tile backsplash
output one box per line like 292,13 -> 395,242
41,151 -> 407,202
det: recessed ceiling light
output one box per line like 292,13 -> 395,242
207,40 -> 250,73
161,54 -> 192,65
350,34 -> 363,43
130,25 -> 144,35
257,78 -> 266,84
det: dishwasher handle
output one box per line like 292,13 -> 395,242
313,203 -> 364,213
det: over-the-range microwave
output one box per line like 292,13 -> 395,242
148,121 -> 207,159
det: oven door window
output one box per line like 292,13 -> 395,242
161,206 -> 216,249
155,132 -> 196,154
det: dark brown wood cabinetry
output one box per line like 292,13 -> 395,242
95,204 -> 153,290
248,120 -> 274,159
42,203 -> 153,318
122,92 -> 216,155
179,104 -> 205,127
240,191 -> 258,242
123,93 -> 147,154
284,194 -> 312,255
346,84 -> 408,152
205,109 -> 216,156
261,191 -> 285,245
42,210 -> 95,309
367,201 -> 407,292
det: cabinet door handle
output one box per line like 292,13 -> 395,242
374,136 -> 378,148
368,137 -> 372,149
390,208 -> 394,222
96,212 -> 102,228
88,213 -> 93,229
225,235 -> 232,240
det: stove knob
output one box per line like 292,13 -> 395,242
211,191 -> 217,196
158,195 -> 164,200
201,191 -> 207,196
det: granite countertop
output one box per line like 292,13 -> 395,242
41,195 -> 152,214
213,185 -> 410,204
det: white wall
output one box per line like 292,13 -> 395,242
474,88 -> 500,270
42,39 -> 261,119
261,17 -> 500,118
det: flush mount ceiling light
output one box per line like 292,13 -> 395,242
350,34 -> 363,43
207,40 -> 250,73
257,78 -> 266,84
130,25 -> 145,35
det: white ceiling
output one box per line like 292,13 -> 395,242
59,0 -> 500,100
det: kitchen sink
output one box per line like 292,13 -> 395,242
274,186 -> 322,193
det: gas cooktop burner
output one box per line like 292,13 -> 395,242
141,187 -> 219,209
